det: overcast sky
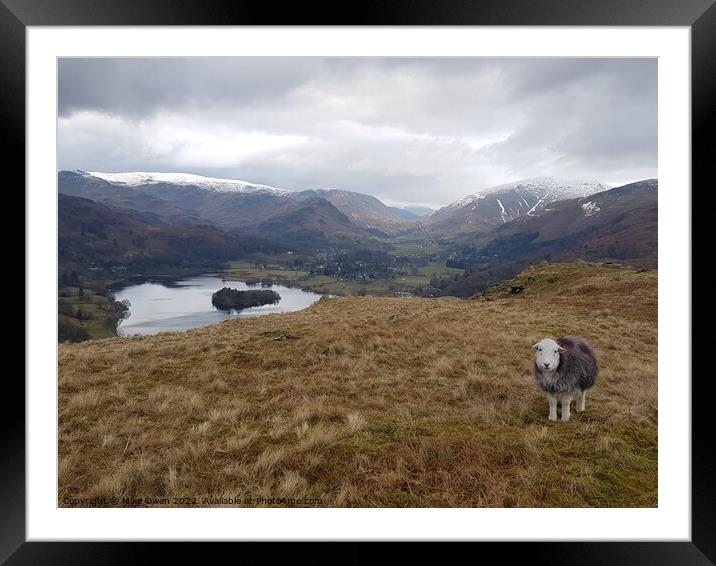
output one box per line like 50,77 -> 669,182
58,57 -> 657,207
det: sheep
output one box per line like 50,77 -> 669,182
532,336 -> 598,421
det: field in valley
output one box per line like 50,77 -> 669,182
222,260 -> 463,296
58,285 -> 128,341
58,262 -> 657,507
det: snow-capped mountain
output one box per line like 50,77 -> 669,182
423,177 -> 611,236
466,179 -> 658,266
58,170 -> 412,236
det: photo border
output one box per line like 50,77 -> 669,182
7,0 -> 710,562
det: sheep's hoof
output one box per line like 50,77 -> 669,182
561,415 -> 571,422
576,407 -> 585,413
548,414 -> 557,421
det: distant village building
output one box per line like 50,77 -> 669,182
422,286 -> 443,298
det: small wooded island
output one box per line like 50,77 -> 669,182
211,287 -> 281,311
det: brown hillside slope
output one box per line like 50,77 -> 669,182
59,262 -> 657,507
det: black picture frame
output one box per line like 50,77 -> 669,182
7,1 -> 710,563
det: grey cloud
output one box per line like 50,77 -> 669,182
59,58 -> 330,118
58,57 -> 657,206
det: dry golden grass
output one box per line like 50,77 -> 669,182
59,262 -> 657,507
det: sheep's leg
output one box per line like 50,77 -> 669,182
577,390 -> 586,412
561,396 -> 571,421
548,395 -> 558,421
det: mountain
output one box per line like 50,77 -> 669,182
58,171 -> 648,259
59,170 -> 292,231
251,197 -> 378,248
58,193 -> 276,271
474,179 -> 658,266
389,207 -> 420,221
423,177 -> 611,236
58,170 -> 204,224
404,205 -> 436,217
388,206 -> 435,220
296,189 -> 411,234
58,171 -> 410,238
430,179 -> 657,297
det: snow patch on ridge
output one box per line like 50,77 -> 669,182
581,201 -> 601,217
83,171 -> 291,195
496,199 -> 507,222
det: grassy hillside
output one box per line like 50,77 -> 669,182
59,262 -> 657,507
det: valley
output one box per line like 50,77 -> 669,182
58,171 -> 657,342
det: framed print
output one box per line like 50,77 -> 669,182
7,0 -> 711,563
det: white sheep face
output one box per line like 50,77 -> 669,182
532,338 -> 564,372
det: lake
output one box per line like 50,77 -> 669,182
111,275 -> 324,336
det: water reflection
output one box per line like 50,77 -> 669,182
112,275 -> 323,336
